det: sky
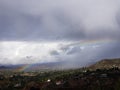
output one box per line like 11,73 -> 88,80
0,0 -> 120,67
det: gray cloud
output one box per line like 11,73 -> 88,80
50,50 -> 59,55
49,41 -> 120,68
0,0 -> 120,41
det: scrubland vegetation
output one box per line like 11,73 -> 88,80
0,67 -> 120,90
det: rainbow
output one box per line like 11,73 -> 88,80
15,39 -> 115,72
68,39 -> 114,47
16,64 -> 35,72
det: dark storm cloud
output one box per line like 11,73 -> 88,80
96,42 -> 120,59
0,0 -> 85,41
0,0 -> 120,41
50,50 -> 59,55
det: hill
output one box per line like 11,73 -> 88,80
89,58 -> 120,70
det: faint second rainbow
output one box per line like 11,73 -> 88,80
68,39 -> 114,47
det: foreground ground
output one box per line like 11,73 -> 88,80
0,67 -> 120,90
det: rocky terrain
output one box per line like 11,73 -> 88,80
89,58 -> 120,70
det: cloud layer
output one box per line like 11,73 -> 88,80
0,0 -> 120,41
0,0 -> 120,66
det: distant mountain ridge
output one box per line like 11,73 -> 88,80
0,62 -> 65,71
0,58 -> 120,71
0,64 -> 23,70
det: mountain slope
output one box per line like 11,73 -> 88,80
89,58 -> 120,70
